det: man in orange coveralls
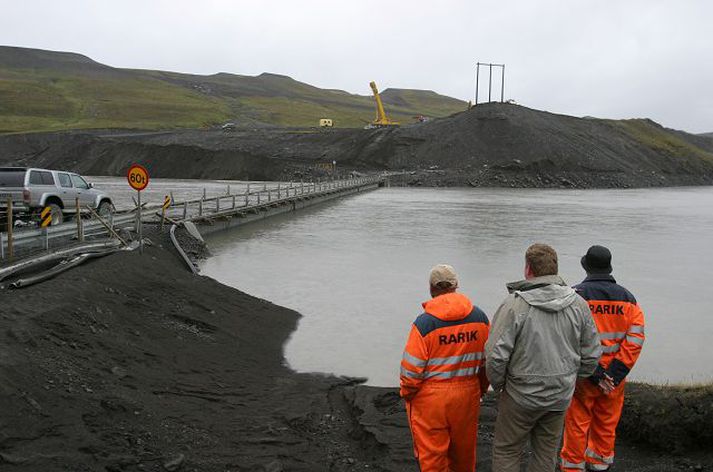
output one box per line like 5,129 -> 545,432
400,264 -> 490,472
560,246 -> 646,471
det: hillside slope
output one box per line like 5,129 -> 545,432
0,46 -> 466,133
1,103 -> 712,188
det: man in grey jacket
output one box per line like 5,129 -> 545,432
485,243 -> 601,472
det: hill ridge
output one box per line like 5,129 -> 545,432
0,45 -> 466,132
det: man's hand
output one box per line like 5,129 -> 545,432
597,373 -> 615,395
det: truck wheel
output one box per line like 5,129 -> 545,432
48,203 -> 63,226
97,200 -> 114,217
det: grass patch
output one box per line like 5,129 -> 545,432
0,68 -> 231,133
610,119 -> 713,162
620,382 -> 713,453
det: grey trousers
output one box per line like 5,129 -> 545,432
492,392 -> 566,472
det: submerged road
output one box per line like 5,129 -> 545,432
88,176 -> 287,211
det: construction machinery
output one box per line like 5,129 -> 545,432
367,81 -> 399,128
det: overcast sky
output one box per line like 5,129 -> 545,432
1,0 -> 711,132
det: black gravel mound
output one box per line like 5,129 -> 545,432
2,103 -> 713,188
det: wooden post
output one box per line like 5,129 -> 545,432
278,184 -> 281,199
86,205 -> 127,246
76,197 -> 83,242
160,196 -> 166,232
7,198 -> 13,262
216,197 -> 220,212
232,195 -> 236,209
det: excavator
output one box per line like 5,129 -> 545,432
367,81 -> 399,128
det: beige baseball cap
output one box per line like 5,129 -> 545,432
429,264 -> 459,289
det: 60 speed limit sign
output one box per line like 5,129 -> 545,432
127,164 -> 150,191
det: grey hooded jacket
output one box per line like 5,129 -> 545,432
485,275 -> 601,411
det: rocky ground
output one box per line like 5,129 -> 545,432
2,103 -> 713,188
1,232 -> 712,471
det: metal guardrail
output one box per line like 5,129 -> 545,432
161,176 -> 381,222
0,176 -> 382,263
0,212 -> 136,261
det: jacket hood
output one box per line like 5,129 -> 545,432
506,275 -> 577,312
422,292 -> 474,321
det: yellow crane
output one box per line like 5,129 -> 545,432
368,81 -> 399,128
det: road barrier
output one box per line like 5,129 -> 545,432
0,176 -> 384,263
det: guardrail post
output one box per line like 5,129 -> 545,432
76,197 -> 84,242
183,202 -> 188,219
216,197 -> 220,212
268,188 -> 272,202
203,188 -> 206,200
232,195 -> 236,209
199,198 -> 203,216
7,198 -> 13,262
245,189 -> 249,206
278,184 -> 281,199
257,191 -> 261,204
227,184 -> 231,195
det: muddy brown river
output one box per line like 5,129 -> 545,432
201,186 -> 713,387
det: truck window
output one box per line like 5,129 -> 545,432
0,169 -> 26,187
58,173 -> 73,188
30,170 -> 55,186
71,175 -> 89,189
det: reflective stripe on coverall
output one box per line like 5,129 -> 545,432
561,275 -> 645,471
400,292 -> 490,472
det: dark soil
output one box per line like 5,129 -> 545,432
1,239 -> 712,471
2,103 -> 713,188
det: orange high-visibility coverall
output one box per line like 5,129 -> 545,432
400,292 -> 490,472
561,275 -> 645,471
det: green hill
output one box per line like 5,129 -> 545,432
0,46 -> 467,133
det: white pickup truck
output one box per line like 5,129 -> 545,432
0,167 -> 114,226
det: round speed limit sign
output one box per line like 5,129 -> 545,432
127,164 -> 150,191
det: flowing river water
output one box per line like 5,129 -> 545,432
201,186 -> 713,387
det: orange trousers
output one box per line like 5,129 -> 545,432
406,380 -> 480,472
560,380 -> 625,471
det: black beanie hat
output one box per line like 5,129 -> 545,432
581,245 -> 613,274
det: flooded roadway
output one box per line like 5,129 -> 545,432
197,186 -> 713,387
